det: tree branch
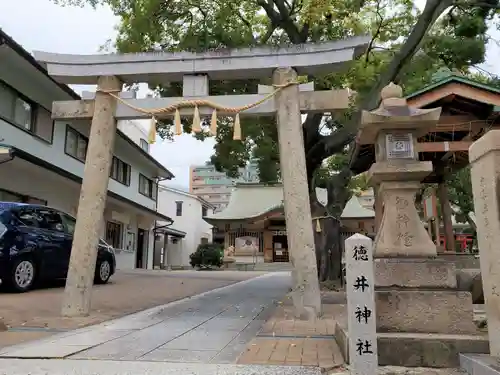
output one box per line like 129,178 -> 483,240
362,0 -> 455,111
260,24 -> 277,44
256,0 -> 305,43
365,0 -> 384,65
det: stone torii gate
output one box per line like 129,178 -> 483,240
34,36 -> 370,319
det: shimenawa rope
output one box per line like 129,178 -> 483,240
96,81 -> 299,143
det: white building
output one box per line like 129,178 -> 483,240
117,119 -> 151,153
154,185 -> 215,269
0,29 -> 174,270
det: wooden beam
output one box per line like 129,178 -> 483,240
51,89 -> 353,120
432,122 -> 488,133
416,141 -> 473,153
441,127 -> 483,162
408,82 -> 500,108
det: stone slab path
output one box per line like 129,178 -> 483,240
0,272 -> 291,364
0,358 -> 321,375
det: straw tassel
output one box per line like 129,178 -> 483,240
233,113 -> 241,140
210,109 -> 218,136
192,106 -> 202,133
174,109 -> 182,136
148,117 -> 157,144
315,219 -> 322,232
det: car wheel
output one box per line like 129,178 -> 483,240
95,259 -> 112,284
10,258 -> 36,292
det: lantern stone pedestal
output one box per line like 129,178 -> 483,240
335,83 -> 488,368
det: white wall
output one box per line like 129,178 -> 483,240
0,158 -> 155,270
157,186 -> 213,266
0,43 -> 160,271
0,45 -> 161,212
0,118 -> 158,211
118,120 -> 150,152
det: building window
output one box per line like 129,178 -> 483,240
14,97 -> 34,131
0,82 -> 37,133
35,107 -> 54,143
106,221 -> 123,248
176,201 -> 183,216
65,126 -> 88,162
110,156 -> 131,186
202,206 -> 208,217
139,174 -> 157,200
140,138 -> 149,152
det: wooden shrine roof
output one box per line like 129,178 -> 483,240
349,75 -> 500,182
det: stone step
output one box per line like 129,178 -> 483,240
460,353 -> 499,375
0,359 -> 322,374
336,325 -> 489,368
234,250 -> 257,256
227,262 -> 293,272
253,263 -> 294,272
227,262 -> 256,271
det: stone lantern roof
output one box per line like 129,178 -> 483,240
357,82 -> 442,145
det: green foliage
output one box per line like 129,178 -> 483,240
51,0 -> 500,213
446,167 -> 475,227
189,243 -> 224,269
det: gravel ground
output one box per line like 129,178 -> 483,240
0,270 -> 266,347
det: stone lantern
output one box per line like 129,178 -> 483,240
359,82 -> 441,258
349,82 -> 486,368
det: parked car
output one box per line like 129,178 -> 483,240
0,202 -> 116,292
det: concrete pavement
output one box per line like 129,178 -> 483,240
0,272 -> 292,365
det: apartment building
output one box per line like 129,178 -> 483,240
189,163 -> 259,212
0,29 -> 174,270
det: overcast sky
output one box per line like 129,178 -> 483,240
1,0 -> 499,188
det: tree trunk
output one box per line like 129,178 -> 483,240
313,217 -> 342,282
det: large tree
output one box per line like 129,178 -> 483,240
53,0 -> 499,217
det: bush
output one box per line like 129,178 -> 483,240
189,243 -> 224,270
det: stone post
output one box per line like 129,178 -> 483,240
61,76 -> 121,317
273,67 -> 321,319
345,233 -> 377,375
163,234 -> 170,270
469,129 -> 500,357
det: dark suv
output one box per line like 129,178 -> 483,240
0,202 -> 116,292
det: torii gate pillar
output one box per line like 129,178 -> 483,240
273,68 -> 321,319
61,76 -> 121,317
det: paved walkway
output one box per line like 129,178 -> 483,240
237,299 -> 345,370
0,272 -> 291,364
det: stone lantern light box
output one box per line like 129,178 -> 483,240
357,82 -> 442,257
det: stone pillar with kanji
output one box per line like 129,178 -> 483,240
351,82 -> 487,367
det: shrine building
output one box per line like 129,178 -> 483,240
203,183 -> 375,263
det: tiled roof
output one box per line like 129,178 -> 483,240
204,184 -> 283,222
